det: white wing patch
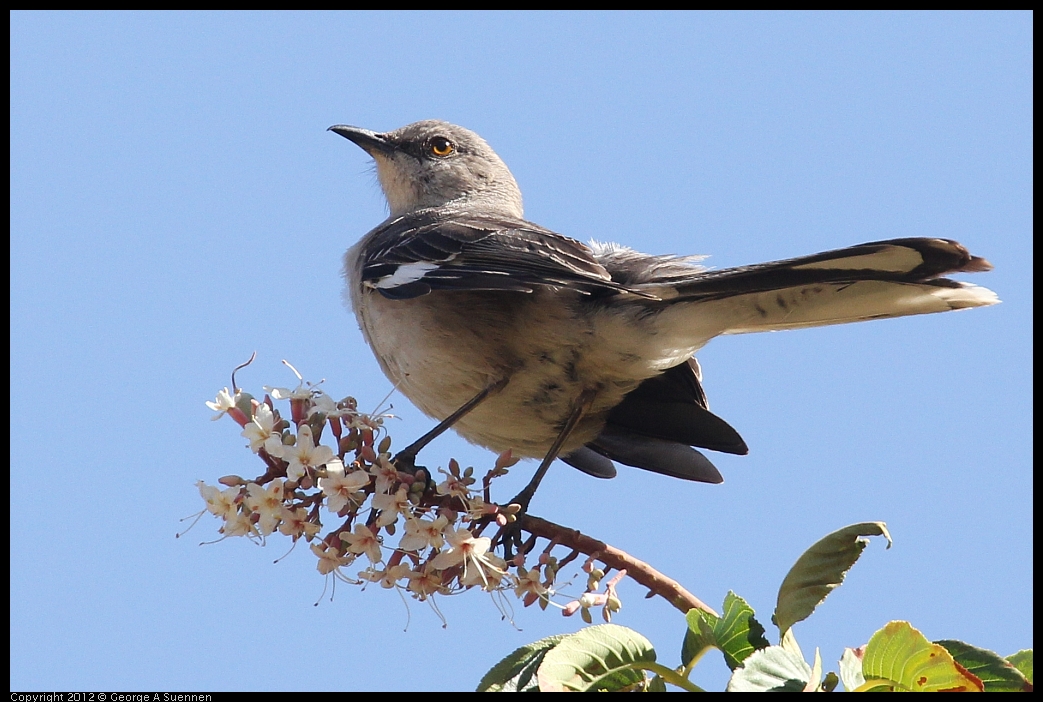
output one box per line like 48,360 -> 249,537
371,261 -> 440,289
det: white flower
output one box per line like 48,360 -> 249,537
241,403 -> 284,456
436,462 -> 477,505
514,565 -> 549,602
205,388 -> 238,420
221,512 -> 257,538
307,391 -> 361,420
319,468 -> 371,514
349,413 -> 385,431
278,506 -> 320,541
341,524 -> 383,564
380,563 -> 416,589
359,563 -> 415,589
369,455 -> 400,494
311,542 -> 356,576
282,425 -> 334,482
263,383 -> 312,401
244,480 -> 286,536
308,391 -> 339,417
371,486 -> 411,528
459,552 -> 508,590
431,527 -> 507,591
198,481 -> 239,520
407,564 -> 447,601
398,515 -> 449,552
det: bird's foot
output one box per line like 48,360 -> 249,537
391,451 -> 433,494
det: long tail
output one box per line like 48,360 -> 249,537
664,238 -> 998,334
570,237 -> 998,483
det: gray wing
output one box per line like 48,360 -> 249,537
359,209 -> 650,300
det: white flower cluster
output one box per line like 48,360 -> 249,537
199,380 -> 562,612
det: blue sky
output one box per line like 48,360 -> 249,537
11,11 -> 1031,692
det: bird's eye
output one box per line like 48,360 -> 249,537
429,137 -> 455,157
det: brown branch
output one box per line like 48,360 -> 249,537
517,513 -> 717,616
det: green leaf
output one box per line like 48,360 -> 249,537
859,621 -> 984,692
725,645 -> 812,692
681,591 -> 769,671
937,640 -> 1032,692
536,624 -> 656,692
774,522 -> 891,637
1006,649 -> 1033,685
476,633 -> 568,692
680,609 -> 717,669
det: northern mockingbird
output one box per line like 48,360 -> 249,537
331,120 -> 997,507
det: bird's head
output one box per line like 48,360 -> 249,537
330,120 -> 524,219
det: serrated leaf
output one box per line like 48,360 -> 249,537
1006,649 -> 1033,685
476,633 -> 567,692
839,647 -> 866,692
774,522 -> 891,636
937,640 -> 1032,692
726,645 -> 812,692
681,591 -> 769,671
718,592 -> 771,667
536,624 -> 656,692
860,621 -> 984,692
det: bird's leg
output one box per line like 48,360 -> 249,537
393,377 -> 509,473
508,388 -> 598,512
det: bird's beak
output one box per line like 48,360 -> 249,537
328,125 -> 396,157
